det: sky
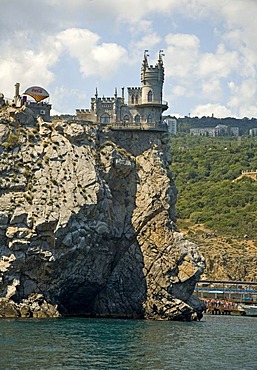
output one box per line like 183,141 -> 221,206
1,0 -> 257,118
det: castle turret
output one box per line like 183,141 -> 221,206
141,50 -> 165,105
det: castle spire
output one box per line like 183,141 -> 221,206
158,50 -> 164,65
143,50 -> 149,67
141,50 -> 149,84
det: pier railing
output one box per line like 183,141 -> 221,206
108,122 -> 168,132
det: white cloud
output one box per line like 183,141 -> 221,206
44,0 -> 181,23
173,86 -> 186,97
57,28 -> 100,59
238,105 -> 257,119
128,33 -> 161,63
191,103 -> 232,118
56,28 -> 127,79
165,33 -> 200,49
163,26 -> 255,117
91,43 -> 128,79
197,44 -> 239,79
165,33 -> 200,78
0,26 -> 127,101
128,19 -> 153,35
227,79 -> 257,117
0,36 -> 60,100
51,86 -> 88,114
201,79 -> 222,101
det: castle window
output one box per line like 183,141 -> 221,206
147,114 -> 153,123
100,113 -> 110,124
147,90 -> 153,102
131,95 -> 135,104
134,114 -> 140,124
135,95 -> 139,104
123,114 -> 130,125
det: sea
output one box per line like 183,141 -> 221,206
0,315 -> 256,370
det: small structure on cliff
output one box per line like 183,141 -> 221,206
76,51 -> 169,130
13,83 -> 52,122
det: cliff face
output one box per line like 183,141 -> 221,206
178,222 -> 257,282
0,106 -> 205,320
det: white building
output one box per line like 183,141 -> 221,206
190,125 -> 239,137
163,118 -> 177,135
249,128 -> 257,136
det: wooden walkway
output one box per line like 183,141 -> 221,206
207,305 -> 246,316
204,301 -> 246,316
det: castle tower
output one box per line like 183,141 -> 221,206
76,50 -> 168,126
141,50 -> 165,105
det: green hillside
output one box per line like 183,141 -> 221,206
170,135 -> 257,241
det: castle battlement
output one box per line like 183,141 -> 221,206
76,109 -> 91,113
100,97 -> 115,102
127,87 -> 141,91
90,97 -> 117,104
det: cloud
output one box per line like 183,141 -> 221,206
128,33 -> 162,63
173,85 -> 186,97
191,103 -> 232,118
197,44 -> 239,79
228,79 -> 257,117
0,25 -> 127,105
165,34 -> 238,82
56,28 -> 127,79
50,85 -> 88,114
45,0 -> 180,23
163,25 -> 255,117
56,28 -> 100,58
201,79 -> 222,101
165,33 -> 200,79
0,35 -> 60,100
1,0 -> 257,117
91,43 -> 128,78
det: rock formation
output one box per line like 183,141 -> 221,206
0,105 -> 205,320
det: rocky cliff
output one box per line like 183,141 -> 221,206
0,105 -> 205,320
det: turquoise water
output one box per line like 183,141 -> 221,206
0,315 -> 256,370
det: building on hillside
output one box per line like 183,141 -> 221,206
230,126 -> 240,136
76,51 -> 168,128
25,101 -> 52,122
190,124 -> 239,137
163,117 -> 177,135
13,83 -> 52,122
249,128 -> 257,136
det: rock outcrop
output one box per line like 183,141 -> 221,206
0,106 -> 205,320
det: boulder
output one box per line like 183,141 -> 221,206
0,298 -> 19,318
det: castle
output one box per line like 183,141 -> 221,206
76,51 -> 169,128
